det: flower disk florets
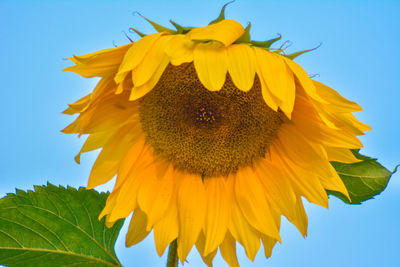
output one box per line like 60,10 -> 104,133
139,63 -> 285,177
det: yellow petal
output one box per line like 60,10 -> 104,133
325,147 -> 361,163
220,231 -> 240,267
344,113 -> 372,132
318,164 -> 350,200
270,145 -> 329,208
254,47 -> 295,118
284,57 -> 327,103
279,125 -> 348,198
131,35 -> 172,88
228,199 -> 260,261
105,217 -> 116,228
203,177 -> 232,255
114,135 -> 147,190
255,158 -> 310,238
313,104 -> 341,129
313,80 -> 362,112
177,173 -> 206,262
75,130 -> 114,164
261,234 -> 278,258
115,33 -> 163,84
234,167 -> 281,241
115,71 -> 129,94
187,19 -> 244,46
64,75 -> 113,120
153,193 -> 179,256
277,124 -> 326,165
108,145 -> 154,222
68,43 -> 131,64
227,44 -> 256,92
99,188 -> 120,221
195,231 -> 217,267
328,112 -> 372,135
87,123 -> 140,189
193,42 -> 228,91
137,163 -> 174,230
126,209 -> 150,247
315,123 -> 363,149
256,71 -> 279,111
292,92 -> 363,149
62,91 -> 139,135
312,93 -> 368,132
88,74 -> 117,102
254,160 -> 297,223
277,124 -> 355,192
291,196 -> 308,237
64,43 -> 132,78
165,34 -> 195,66
108,172 -> 140,222
260,210 -> 281,258
63,94 -> 91,115
62,78 -> 117,134
129,54 -> 169,101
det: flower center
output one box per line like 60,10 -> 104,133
139,63 -> 285,177
195,107 -> 216,124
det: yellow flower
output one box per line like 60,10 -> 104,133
63,8 -> 371,267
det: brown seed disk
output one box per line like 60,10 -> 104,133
139,63 -> 285,177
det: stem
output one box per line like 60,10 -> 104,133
166,239 -> 178,267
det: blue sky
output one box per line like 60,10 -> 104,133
0,0 -> 399,266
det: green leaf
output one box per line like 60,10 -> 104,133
328,150 -> 396,204
0,183 -> 124,267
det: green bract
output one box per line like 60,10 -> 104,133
129,2 -> 316,59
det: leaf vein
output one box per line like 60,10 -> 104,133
48,190 -> 79,225
336,172 -> 389,179
0,229 -> 23,248
0,216 -> 58,250
0,247 -> 120,267
16,207 -> 70,251
3,204 -> 119,264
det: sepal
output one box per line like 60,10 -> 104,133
235,22 -> 251,44
284,43 -> 322,60
209,1 -> 235,25
250,34 -> 282,48
129,27 -> 146,37
138,13 -> 176,34
169,20 -> 193,34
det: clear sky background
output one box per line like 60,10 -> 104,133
0,0 -> 399,266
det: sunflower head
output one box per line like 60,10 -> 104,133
63,4 -> 370,266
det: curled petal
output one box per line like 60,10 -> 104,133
188,19 -> 245,46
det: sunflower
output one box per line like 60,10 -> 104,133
63,6 -> 370,267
